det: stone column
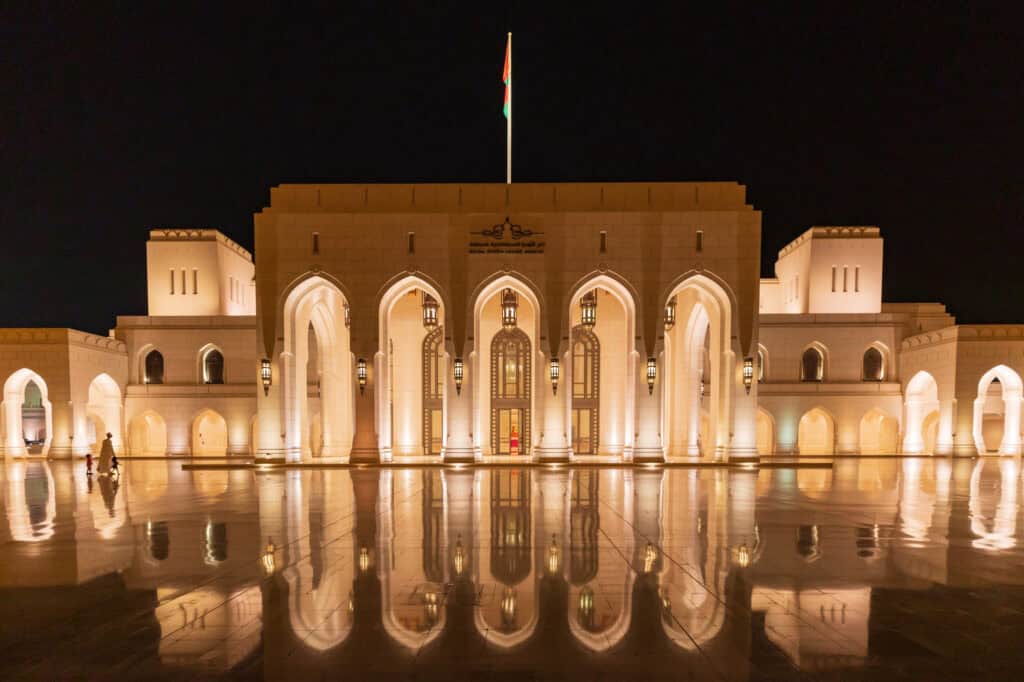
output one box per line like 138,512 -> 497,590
350,378 -> 380,463
633,355 -> 664,463
535,349 -> 571,462
727,375 -> 759,465
443,351 -> 477,462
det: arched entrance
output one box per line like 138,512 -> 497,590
128,410 -> 168,456
474,277 -> 540,459
2,369 -> 53,457
663,275 -> 734,460
756,407 -> 775,456
567,277 -> 636,459
859,408 -> 898,454
377,277 -> 447,458
192,409 -> 228,456
972,366 -> 1023,455
798,408 -> 835,455
903,371 -> 940,454
283,276 -> 354,460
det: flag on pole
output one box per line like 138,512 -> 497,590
502,34 -> 511,118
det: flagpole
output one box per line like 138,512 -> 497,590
506,32 -> 512,184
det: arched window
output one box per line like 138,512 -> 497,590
144,350 -> 164,384
862,347 -> 884,381
571,326 -> 600,455
800,348 -> 823,382
203,349 -> 224,384
422,327 -> 444,456
490,328 -> 531,455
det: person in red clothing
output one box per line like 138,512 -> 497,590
510,425 -> 519,456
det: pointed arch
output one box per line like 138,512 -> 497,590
756,407 -> 775,456
86,373 -> 123,453
663,273 -> 735,460
859,407 -> 899,454
798,407 -> 835,455
128,410 -> 168,456
903,370 -> 940,454
282,275 -> 354,460
799,342 -> 828,382
973,365 -> 1023,455
2,369 -> 53,457
191,408 -> 228,456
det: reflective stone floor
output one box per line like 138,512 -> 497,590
3,458 -> 1024,680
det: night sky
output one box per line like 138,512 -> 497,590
3,3 -> 1022,335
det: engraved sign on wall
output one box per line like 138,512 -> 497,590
469,216 -> 545,255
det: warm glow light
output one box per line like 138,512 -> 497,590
359,546 -> 371,573
549,356 -> 560,395
357,358 -> 367,395
735,542 -> 751,568
260,358 -> 272,396
743,357 -> 754,394
647,357 -> 657,395
664,296 -> 676,330
643,542 -> 657,573
453,536 -> 465,575
580,290 -> 597,329
421,292 -> 439,328
501,288 -> 518,328
453,358 -> 464,395
547,535 -> 561,575
262,538 -> 276,575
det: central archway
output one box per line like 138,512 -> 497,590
903,371 -> 940,454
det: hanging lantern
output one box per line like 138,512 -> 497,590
453,358 -> 464,395
262,537 -> 276,576
260,358 -> 272,396
359,546 -> 372,573
501,288 -> 519,328
421,292 -> 439,328
549,357 -> 560,395
647,357 -> 657,395
743,357 -> 754,394
357,358 -> 367,395
547,535 -> 560,575
580,290 -> 597,329
453,535 -> 465,576
344,303 -> 351,328
664,296 -> 677,330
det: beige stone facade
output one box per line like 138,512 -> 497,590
1,181 -> 1021,461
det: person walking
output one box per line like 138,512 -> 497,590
97,432 -> 115,475
85,452 -> 93,476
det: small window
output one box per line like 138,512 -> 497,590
843,266 -> 848,292
193,269 -> 198,295
696,230 -> 704,252
854,266 -> 860,293
170,269 -> 175,295
144,350 -> 164,384
599,230 -> 607,253
800,348 -> 823,382
180,269 -> 186,295
203,349 -> 224,384
862,347 -> 883,381
831,266 -> 837,292
313,231 -> 321,255
407,231 -> 414,254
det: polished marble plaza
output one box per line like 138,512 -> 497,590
3,458 -> 1024,680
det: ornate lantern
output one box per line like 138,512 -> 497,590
664,296 -> 677,330
357,358 -> 367,395
501,288 -> 519,328
743,357 -> 754,394
453,535 -> 465,576
262,537 -> 276,576
580,290 -> 597,329
550,357 -> 560,395
453,358 -> 464,395
647,357 -> 657,395
260,358 -> 272,396
422,292 -> 439,328
547,535 -> 560,575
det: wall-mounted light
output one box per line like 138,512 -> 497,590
580,290 -> 597,329
664,296 -> 677,330
547,535 -> 560,575
743,357 -> 754,394
357,358 -> 367,395
358,546 -> 372,573
647,357 -> 657,395
262,537 -> 276,576
501,288 -> 519,329
453,358 -> 464,395
344,303 -> 351,328
549,357 -> 560,395
734,542 -> 751,568
453,535 -> 465,576
260,358 -> 272,396
422,292 -> 439,328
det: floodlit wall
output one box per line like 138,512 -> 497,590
147,229 -> 255,317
